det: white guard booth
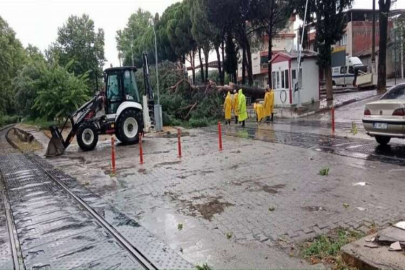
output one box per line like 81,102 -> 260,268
269,50 -> 320,107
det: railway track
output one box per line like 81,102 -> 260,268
0,126 -> 191,269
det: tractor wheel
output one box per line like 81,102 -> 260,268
116,109 -> 141,145
77,122 -> 99,151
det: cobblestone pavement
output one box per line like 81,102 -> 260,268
27,123 -> 405,268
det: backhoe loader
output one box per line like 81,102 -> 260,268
46,53 -> 156,156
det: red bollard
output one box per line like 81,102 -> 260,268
331,106 -> 335,133
177,129 -> 182,158
139,133 -> 144,165
111,135 -> 116,174
218,122 -> 223,151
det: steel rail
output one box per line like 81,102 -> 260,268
4,128 -> 157,270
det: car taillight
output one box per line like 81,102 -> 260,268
392,108 -> 405,116
364,109 -> 371,116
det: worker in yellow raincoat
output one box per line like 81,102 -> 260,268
254,103 -> 264,123
224,91 -> 232,125
232,89 -> 239,124
263,87 -> 275,122
238,89 -> 248,128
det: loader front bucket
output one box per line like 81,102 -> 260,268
45,126 -> 66,157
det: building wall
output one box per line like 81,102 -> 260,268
291,59 -> 319,105
237,17 -> 296,82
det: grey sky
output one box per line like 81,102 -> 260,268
0,0 -> 404,68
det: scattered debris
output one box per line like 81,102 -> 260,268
365,237 -> 375,242
226,232 -> 233,239
356,207 -> 366,211
389,241 -> 402,251
364,243 -> 379,248
178,223 -> 183,231
196,263 -> 212,270
319,167 -> 330,176
302,228 -> 364,268
268,206 -> 275,212
394,221 -> 405,231
85,181 -> 90,186
352,182 -> 368,186
180,247 -> 183,253
343,203 -> 350,209
351,122 -> 358,135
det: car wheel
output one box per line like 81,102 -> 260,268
77,122 -> 99,151
116,109 -> 141,145
375,136 -> 391,146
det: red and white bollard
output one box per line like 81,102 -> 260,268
111,135 -> 116,174
139,133 -> 144,165
331,106 -> 335,133
177,129 -> 182,158
218,122 -> 223,151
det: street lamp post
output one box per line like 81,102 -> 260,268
149,18 -> 162,131
150,20 -> 160,105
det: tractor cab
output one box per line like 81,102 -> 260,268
104,67 -> 141,115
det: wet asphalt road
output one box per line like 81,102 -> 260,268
208,96 -> 405,167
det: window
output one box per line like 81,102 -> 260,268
292,69 -> 297,80
123,70 -> 140,103
285,70 -> 289,89
340,66 -> 347,74
281,71 -> 285,88
272,72 -> 276,89
348,66 -> 354,74
333,67 -> 340,74
107,74 -> 120,102
381,86 -> 405,100
276,71 -> 281,89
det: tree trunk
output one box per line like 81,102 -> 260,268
325,67 -> 334,101
199,47 -> 205,82
191,50 -> 196,84
242,47 -> 246,85
377,0 -> 391,94
246,41 -> 254,86
221,41 -> 225,84
215,46 -> 223,85
267,34 -> 273,88
204,48 -> 209,83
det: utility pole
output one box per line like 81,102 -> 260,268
150,18 -> 162,131
131,43 -> 134,67
372,0 -> 376,66
296,0 -> 309,107
394,30 -> 397,85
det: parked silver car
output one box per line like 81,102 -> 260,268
363,83 -> 405,145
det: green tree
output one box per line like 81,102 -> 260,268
116,9 -> 154,67
0,16 -> 26,115
51,14 -> 105,93
206,0 -> 256,85
224,33 -> 238,83
32,61 -> 90,120
166,1 -> 196,67
14,45 -> 46,118
252,0 -> 290,87
290,0 -> 354,100
378,0 -> 391,93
